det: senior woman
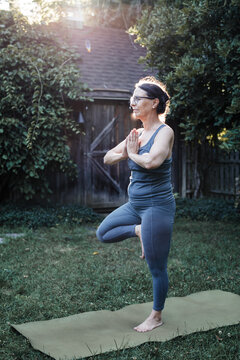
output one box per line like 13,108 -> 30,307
96,76 -> 175,333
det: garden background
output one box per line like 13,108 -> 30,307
0,1 -> 239,359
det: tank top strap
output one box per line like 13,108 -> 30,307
149,124 -> 166,144
139,124 -> 166,151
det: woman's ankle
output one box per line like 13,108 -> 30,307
150,309 -> 162,320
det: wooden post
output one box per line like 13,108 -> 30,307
181,141 -> 186,198
235,151 -> 240,207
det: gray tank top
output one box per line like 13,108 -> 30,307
128,125 -> 174,205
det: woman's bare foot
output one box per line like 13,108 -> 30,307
135,225 -> 145,259
134,310 -> 163,333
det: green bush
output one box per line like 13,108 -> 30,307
131,0 -> 240,150
175,198 -> 239,221
0,204 -> 102,228
0,198 -> 238,228
0,11 -> 90,201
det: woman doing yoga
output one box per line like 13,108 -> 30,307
96,76 -> 175,333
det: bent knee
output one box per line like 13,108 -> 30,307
96,227 -> 105,242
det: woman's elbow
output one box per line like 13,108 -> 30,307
103,156 -> 108,164
144,159 -> 163,170
103,153 -> 111,164
144,160 -> 153,170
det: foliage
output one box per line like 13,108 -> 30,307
219,126 -> 240,152
0,10 -> 90,200
8,0 -> 155,29
8,0 -> 67,24
0,204 -> 102,228
131,0 -> 240,150
175,197 -> 239,222
0,220 -> 239,359
0,198 -> 238,228
78,0 -> 155,29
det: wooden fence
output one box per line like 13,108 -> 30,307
181,142 -> 240,201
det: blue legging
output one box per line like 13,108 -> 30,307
96,201 -> 175,311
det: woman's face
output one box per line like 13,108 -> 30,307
130,87 -> 155,120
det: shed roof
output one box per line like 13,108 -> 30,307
69,26 -> 154,100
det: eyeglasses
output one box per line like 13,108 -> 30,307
130,96 -> 155,104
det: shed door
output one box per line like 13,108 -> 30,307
83,101 -> 133,209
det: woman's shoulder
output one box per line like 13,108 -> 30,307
159,123 -> 174,135
155,123 -> 174,142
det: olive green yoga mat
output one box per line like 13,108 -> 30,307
11,290 -> 240,360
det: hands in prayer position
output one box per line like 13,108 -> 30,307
121,128 -> 140,160
126,128 -> 140,156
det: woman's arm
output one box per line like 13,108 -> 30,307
127,127 -> 174,169
104,139 -> 128,165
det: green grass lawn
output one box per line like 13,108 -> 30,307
0,219 -> 239,360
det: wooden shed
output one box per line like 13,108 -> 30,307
53,26 -> 158,209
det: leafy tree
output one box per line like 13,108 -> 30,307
130,0 -> 240,151
0,10 -> 90,200
76,0 -> 155,29
7,0 -> 154,28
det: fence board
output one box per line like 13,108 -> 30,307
181,143 -> 240,200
